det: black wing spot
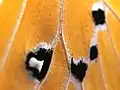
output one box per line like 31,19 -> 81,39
25,47 -> 53,82
92,9 -> 105,25
71,59 -> 88,82
90,45 -> 98,61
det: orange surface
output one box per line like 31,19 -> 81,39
105,0 -> 120,18
0,0 -> 23,60
0,0 -> 120,90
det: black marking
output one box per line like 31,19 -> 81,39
71,58 -> 88,82
92,9 -> 105,25
90,45 -> 98,61
25,47 -> 53,82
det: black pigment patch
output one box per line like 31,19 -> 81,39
90,45 -> 98,61
71,59 -> 88,82
92,9 -> 105,25
25,48 -> 53,82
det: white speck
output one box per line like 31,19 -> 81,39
105,6 -> 109,13
29,57 -> 37,67
95,24 -> 107,31
92,1 -> 104,11
34,79 -> 41,90
35,42 -> 52,51
37,60 -> 44,72
72,57 -> 87,65
72,58 -> 80,65
29,57 -> 44,72
79,57 -> 88,64
90,32 -> 98,47
92,1 -> 108,14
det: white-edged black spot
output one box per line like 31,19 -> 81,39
71,58 -> 88,82
89,45 -> 98,61
92,9 -> 105,26
25,43 -> 53,82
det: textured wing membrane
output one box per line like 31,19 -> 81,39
0,0 -> 120,90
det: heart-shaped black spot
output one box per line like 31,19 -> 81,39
25,47 -> 53,82
71,59 -> 88,82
